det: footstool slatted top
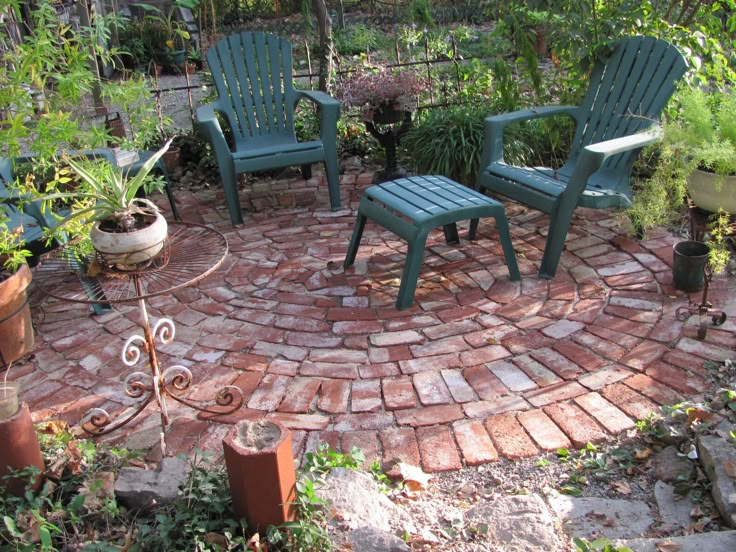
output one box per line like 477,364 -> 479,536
345,174 -> 520,310
366,175 -> 503,228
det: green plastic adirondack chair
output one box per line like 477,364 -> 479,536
473,36 -> 687,278
197,31 -> 341,225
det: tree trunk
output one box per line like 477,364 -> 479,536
312,0 -> 334,94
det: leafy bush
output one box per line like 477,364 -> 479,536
333,24 -> 381,56
402,105 -> 486,184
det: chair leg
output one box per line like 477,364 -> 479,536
443,223 -> 459,244
396,232 -> 429,310
220,162 -> 244,225
468,218 -> 479,240
491,209 -> 520,281
301,164 -> 312,180
538,209 -> 573,279
155,160 -> 180,221
323,157 -> 341,211
344,210 -> 367,268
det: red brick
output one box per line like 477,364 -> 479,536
246,374 -> 292,411
367,346 -> 413,364
221,352 -> 270,371
568,299 -> 606,324
459,346 -> 511,366
486,279 -> 521,304
502,331 -> 556,355
529,348 -> 583,380
543,402 -> 607,448
332,320 -> 384,334
624,374 -> 682,405
340,430 -> 381,467
644,362 -> 708,395
410,335 -> 470,357
648,317 -> 685,343
463,365 -> 507,399
394,404 -> 464,427
383,376 -> 417,410
333,412 -> 395,432
518,409 -> 572,451
359,363 -> 402,378
676,336 -> 731,363
578,365 -> 633,390
299,361 -> 359,379
399,353 -> 461,375
370,330 -> 424,347
574,392 -> 635,434
572,330 -> 629,362
484,413 -> 539,459
552,340 -> 605,372
379,427 -> 421,477
417,425 -> 462,473
441,369 -> 478,403
601,382 -> 659,420
351,379 -> 383,412
596,313 -> 655,337
525,381 -> 587,408
661,350 -> 710,377
304,430 -> 341,455
453,419 -> 499,465
413,371 -> 453,406
278,377 -> 322,413
266,412 -> 330,431
462,396 -> 529,418
317,379 -> 350,413
619,341 -> 668,372
495,296 -> 544,321
513,355 -> 562,387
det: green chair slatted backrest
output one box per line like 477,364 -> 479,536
475,36 -> 687,279
199,31 -> 341,225
209,32 -> 297,147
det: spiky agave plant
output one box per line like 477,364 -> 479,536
39,139 -> 173,233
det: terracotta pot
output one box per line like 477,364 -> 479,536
223,420 -> 297,531
0,403 -> 45,496
162,146 -> 180,173
0,263 -> 34,366
90,211 -> 168,267
687,169 -> 736,214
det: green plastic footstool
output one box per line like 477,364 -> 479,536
344,175 -> 520,310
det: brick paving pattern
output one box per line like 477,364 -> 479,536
16,170 -> 736,473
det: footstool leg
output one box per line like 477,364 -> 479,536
443,223 -> 459,245
468,218 -> 479,241
396,232 -> 429,310
344,210 -> 367,268
491,209 -> 520,281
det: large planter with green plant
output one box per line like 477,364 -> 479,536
0,262 -> 34,365
686,169 -> 736,214
37,140 -> 173,269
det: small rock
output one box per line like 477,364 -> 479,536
655,445 -> 695,483
654,480 -> 695,529
114,456 -> 188,510
465,494 -> 562,551
547,492 -> 654,540
697,434 -> 736,528
349,526 -> 410,552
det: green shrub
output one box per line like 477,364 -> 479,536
333,24 -> 381,56
403,105 -> 486,185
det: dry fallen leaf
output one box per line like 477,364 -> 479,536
723,459 -> 736,479
38,419 -> 69,435
398,462 -> 432,496
689,505 -> 705,519
65,440 -> 84,475
655,540 -> 683,552
686,407 -> 713,426
634,447 -> 653,461
79,471 -> 116,511
611,480 -> 632,495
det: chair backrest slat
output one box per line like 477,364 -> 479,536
570,37 -> 686,173
206,31 -> 297,145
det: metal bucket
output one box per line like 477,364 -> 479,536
672,240 -> 708,292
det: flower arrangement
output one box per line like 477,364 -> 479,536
338,69 -> 428,121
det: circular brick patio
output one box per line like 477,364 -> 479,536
18,172 -> 736,473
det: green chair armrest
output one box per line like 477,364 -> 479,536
295,90 -> 340,143
480,106 -> 581,173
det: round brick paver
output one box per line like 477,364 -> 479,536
17,171 -> 736,472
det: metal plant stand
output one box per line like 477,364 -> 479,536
675,264 -> 728,339
365,110 -> 412,183
34,223 -> 242,454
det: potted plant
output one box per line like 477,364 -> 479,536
33,140 -> 173,269
631,85 -> 736,231
338,68 -> 428,123
132,0 -> 199,72
0,222 -> 34,367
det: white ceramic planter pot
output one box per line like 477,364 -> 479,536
687,169 -> 736,214
90,212 -> 168,267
